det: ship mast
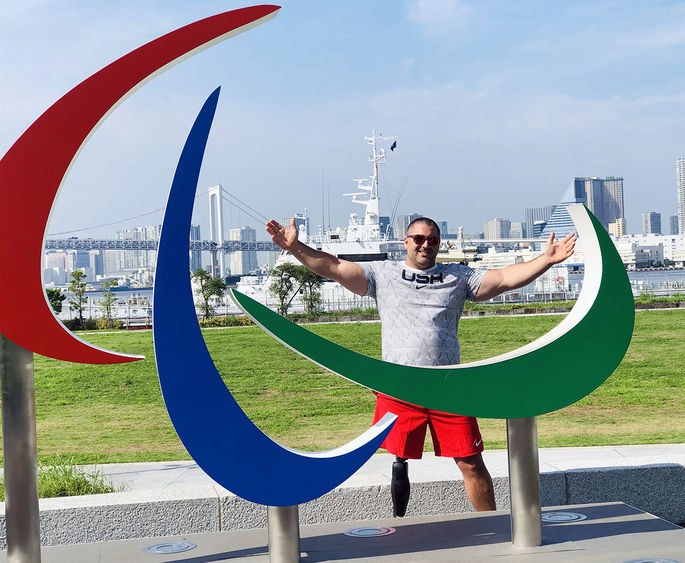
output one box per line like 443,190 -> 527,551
345,129 -> 396,241
367,128 -> 396,200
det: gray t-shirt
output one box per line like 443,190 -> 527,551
361,261 -> 485,367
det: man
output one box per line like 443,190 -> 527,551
266,216 -> 575,516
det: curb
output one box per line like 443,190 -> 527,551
1,462 -> 683,547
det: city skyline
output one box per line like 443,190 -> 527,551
3,2 -> 685,239
40,172 -> 679,243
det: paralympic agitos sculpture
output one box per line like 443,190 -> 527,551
0,6 -> 634,508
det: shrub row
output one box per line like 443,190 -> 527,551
198,315 -> 253,328
62,318 -> 125,331
63,296 -> 684,332
634,292 -> 685,304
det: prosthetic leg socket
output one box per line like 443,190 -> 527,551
391,457 -> 410,517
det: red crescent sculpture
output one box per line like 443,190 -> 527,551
0,6 -> 280,363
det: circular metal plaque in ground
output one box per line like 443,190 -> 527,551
541,511 -> 588,523
623,559 -> 682,563
344,527 -> 396,538
143,541 -> 198,554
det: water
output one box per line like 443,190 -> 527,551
569,269 -> 685,295
626,269 -> 685,288
82,288 -> 154,303
60,288 -> 153,321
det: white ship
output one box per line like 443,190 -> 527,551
306,128 -> 405,261
234,129 -> 405,312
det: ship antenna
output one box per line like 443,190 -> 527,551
343,129 -> 397,241
365,128 -> 397,201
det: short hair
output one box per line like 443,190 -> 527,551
406,217 -> 441,236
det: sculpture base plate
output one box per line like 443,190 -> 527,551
2,502 -> 683,562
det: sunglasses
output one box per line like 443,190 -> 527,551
406,234 -> 439,246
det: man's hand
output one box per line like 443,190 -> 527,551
544,232 -> 576,265
265,217 -> 368,296
475,231 -> 577,301
266,218 -> 298,251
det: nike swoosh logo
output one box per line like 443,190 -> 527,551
475,440 -> 482,448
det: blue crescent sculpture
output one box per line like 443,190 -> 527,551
153,88 -> 396,506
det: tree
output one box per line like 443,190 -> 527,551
294,266 -> 324,315
268,262 -> 299,315
46,288 -> 66,315
192,269 -> 227,320
68,270 -> 88,328
268,264 -> 325,316
99,280 -> 118,328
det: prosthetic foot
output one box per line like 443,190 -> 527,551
391,457 -> 410,517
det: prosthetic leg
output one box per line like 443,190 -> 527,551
391,456 -> 410,517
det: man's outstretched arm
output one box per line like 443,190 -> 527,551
475,232 -> 576,302
266,218 -> 368,296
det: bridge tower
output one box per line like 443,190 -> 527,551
208,184 -> 226,277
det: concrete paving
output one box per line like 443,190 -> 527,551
4,502 -> 684,562
97,443 -> 685,494
1,443 -> 682,551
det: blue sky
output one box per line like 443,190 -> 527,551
2,0 -> 685,238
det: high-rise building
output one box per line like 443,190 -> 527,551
380,215 -> 392,238
89,250 -> 104,278
603,176 -> 625,226
190,224 -> 202,273
541,179 -> 588,240
609,218 -> 627,237
524,205 -> 557,238
394,215 -> 409,239
531,220 -> 547,238
670,214 -> 680,235
229,226 -> 258,276
580,176 -> 624,228
438,221 -> 448,236
641,212 -> 661,235
395,213 -> 421,238
677,158 -> 685,234
44,250 -> 74,273
116,224 -> 161,271
74,250 -> 90,270
484,218 -> 511,239
510,222 -> 524,239
43,250 -> 75,285
103,250 -> 120,276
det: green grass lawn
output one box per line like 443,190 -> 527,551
4,309 -> 683,464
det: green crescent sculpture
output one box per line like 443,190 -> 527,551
231,204 -> 634,418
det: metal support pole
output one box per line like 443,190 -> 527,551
506,417 -> 542,547
267,505 -> 300,563
1,336 -> 41,562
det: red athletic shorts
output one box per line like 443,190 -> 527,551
373,393 -> 484,460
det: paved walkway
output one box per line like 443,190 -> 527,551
97,443 -> 685,494
15,502 -> 685,562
